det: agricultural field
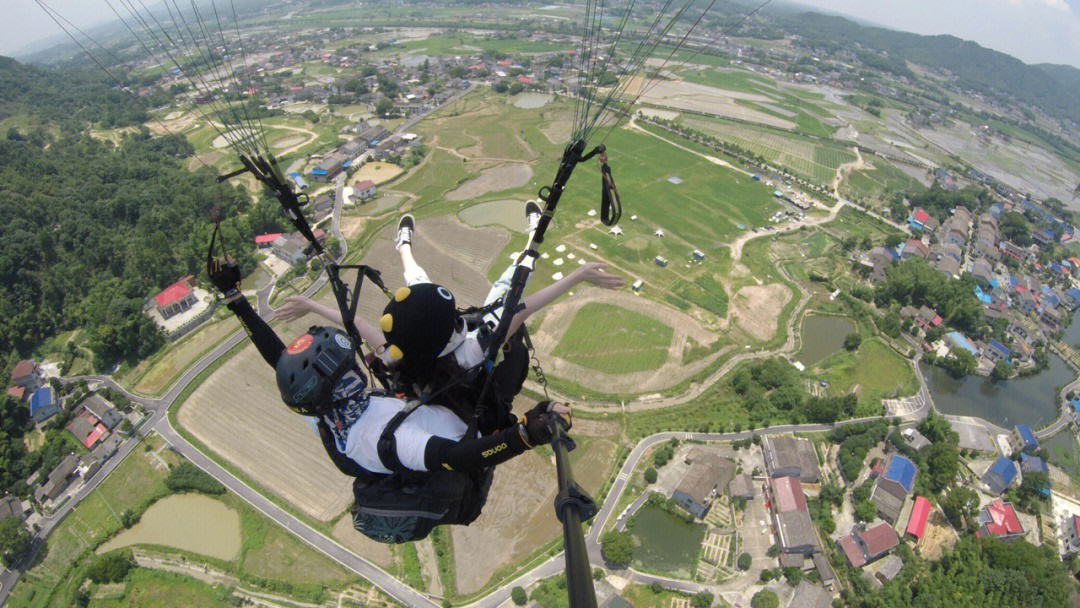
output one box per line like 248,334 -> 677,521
840,157 -> 927,205
123,317 -> 242,396
678,115 -> 855,184
551,302 -> 675,374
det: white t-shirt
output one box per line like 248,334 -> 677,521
308,396 -> 468,474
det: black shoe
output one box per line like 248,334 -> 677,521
395,214 -> 414,250
525,200 -> 542,234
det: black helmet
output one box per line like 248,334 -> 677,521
380,284 -> 461,375
276,326 -> 357,416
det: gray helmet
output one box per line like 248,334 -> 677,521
275,326 -> 357,416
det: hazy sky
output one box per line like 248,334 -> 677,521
4,1 -> 1080,68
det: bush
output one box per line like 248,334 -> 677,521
751,589 -> 779,608
738,552 -> 752,571
644,467 -> 658,484
511,586 -> 527,605
86,550 -> 134,584
592,567 -> 604,580
600,530 -> 634,567
843,333 -> 862,351
165,462 -> 225,495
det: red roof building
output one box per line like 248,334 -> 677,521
913,209 -> 930,224
6,386 -> 25,400
255,233 -> 282,246
153,275 -> 197,319
83,423 -> 107,449
517,76 -> 533,84
976,498 -> 1024,539
770,476 -> 807,513
497,59 -> 512,66
837,534 -> 866,567
10,360 -> 37,380
906,496 -> 931,540
859,523 -> 900,559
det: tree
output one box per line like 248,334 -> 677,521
592,567 -> 604,580
855,499 -> 877,522
738,552 -> 752,571
941,486 -> 979,529
1017,471 -> 1050,510
885,233 -> 903,249
783,566 -> 803,585
766,544 -> 780,558
86,550 -> 134,583
924,442 -> 961,492
375,98 -> 394,117
492,80 -> 509,93
751,590 -> 779,608
1000,211 -> 1032,246
992,360 -> 1013,380
600,531 -> 633,566
0,518 -> 31,567
692,591 -> 714,608
644,467 -> 658,484
508,81 -> 525,95
510,586 -> 527,606
843,333 -> 862,351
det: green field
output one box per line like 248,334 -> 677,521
819,338 -> 919,412
397,33 -> 571,55
88,569 -> 230,608
841,158 -> 926,203
678,115 -> 854,183
552,303 -> 674,373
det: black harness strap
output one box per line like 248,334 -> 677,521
376,401 -> 423,474
599,154 -> 622,227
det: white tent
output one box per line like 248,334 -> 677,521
609,225 -> 623,236
654,229 -> 665,237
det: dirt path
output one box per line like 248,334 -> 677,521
831,145 -> 869,196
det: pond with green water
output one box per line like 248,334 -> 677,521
798,314 -> 856,367
628,505 -> 705,577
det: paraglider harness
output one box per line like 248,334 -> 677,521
220,142 -> 615,585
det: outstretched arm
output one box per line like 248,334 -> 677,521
504,263 -> 624,337
276,295 -> 387,352
209,256 -> 285,367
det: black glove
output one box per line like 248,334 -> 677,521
521,400 -> 571,446
208,255 -> 242,299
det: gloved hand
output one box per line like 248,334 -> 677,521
521,400 -> 572,446
208,255 -> 242,299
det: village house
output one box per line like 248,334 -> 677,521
354,179 -> 377,200
983,456 -> 1019,494
83,395 -> 123,430
975,498 -> 1024,540
29,386 -> 58,425
152,276 -> 198,320
762,435 -> 821,482
871,454 -> 916,524
671,449 -> 734,519
1010,424 -> 1038,454
1061,514 -> 1080,556
34,454 -> 79,504
9,360 -> 42,394
769,476 -> 821,557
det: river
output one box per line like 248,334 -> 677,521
922,314 -> 1080,429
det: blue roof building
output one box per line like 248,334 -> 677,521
1012,425 -> 1038,453
946,331 -> 980,358
988,340 -> 1011,361
983,457 -> 1018,495
29,386 -> 57,424
883,454 -> 917,493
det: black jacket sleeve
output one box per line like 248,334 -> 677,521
226,296 -> 286,368
423,424 -> 532,472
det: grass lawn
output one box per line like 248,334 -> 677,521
552,303 -> 673,374
1044,431 -> 1080,484
89,569 -> 230,608
819,338 -> 918,413
131,317 -> 242,395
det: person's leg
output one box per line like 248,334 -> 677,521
396,214 -> 431,285
482,201 -> 544,308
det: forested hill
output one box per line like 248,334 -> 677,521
0,56 -> 147,129
781,12 -> 1080,125
0,57 -> 287,372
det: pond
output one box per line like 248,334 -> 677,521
97,494 -> 241,561
923,313 -> 1080,429
628,505 -> 705,577
798,314 -> 857,367
458,199 -> 529,232
355,193 -> 405,216
512,92 -> 553,109
921,353 -> 1072,429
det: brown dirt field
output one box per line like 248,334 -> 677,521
340,216 -> 366,240
351,162 -> 404,186
178,343 -> 355,521
919,509 -> 957,560
730,283 -> 791,342
450,438 -> 617,595
331,516 -> 396,570
188,151 -> 223,171
445,163 -> 533,201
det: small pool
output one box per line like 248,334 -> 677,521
459,199 -> 528,232
628,505 -> 705,577
799,314 -> 856,366
513,93 -> 553,109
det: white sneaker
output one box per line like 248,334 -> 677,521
395,214 -> 414,251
